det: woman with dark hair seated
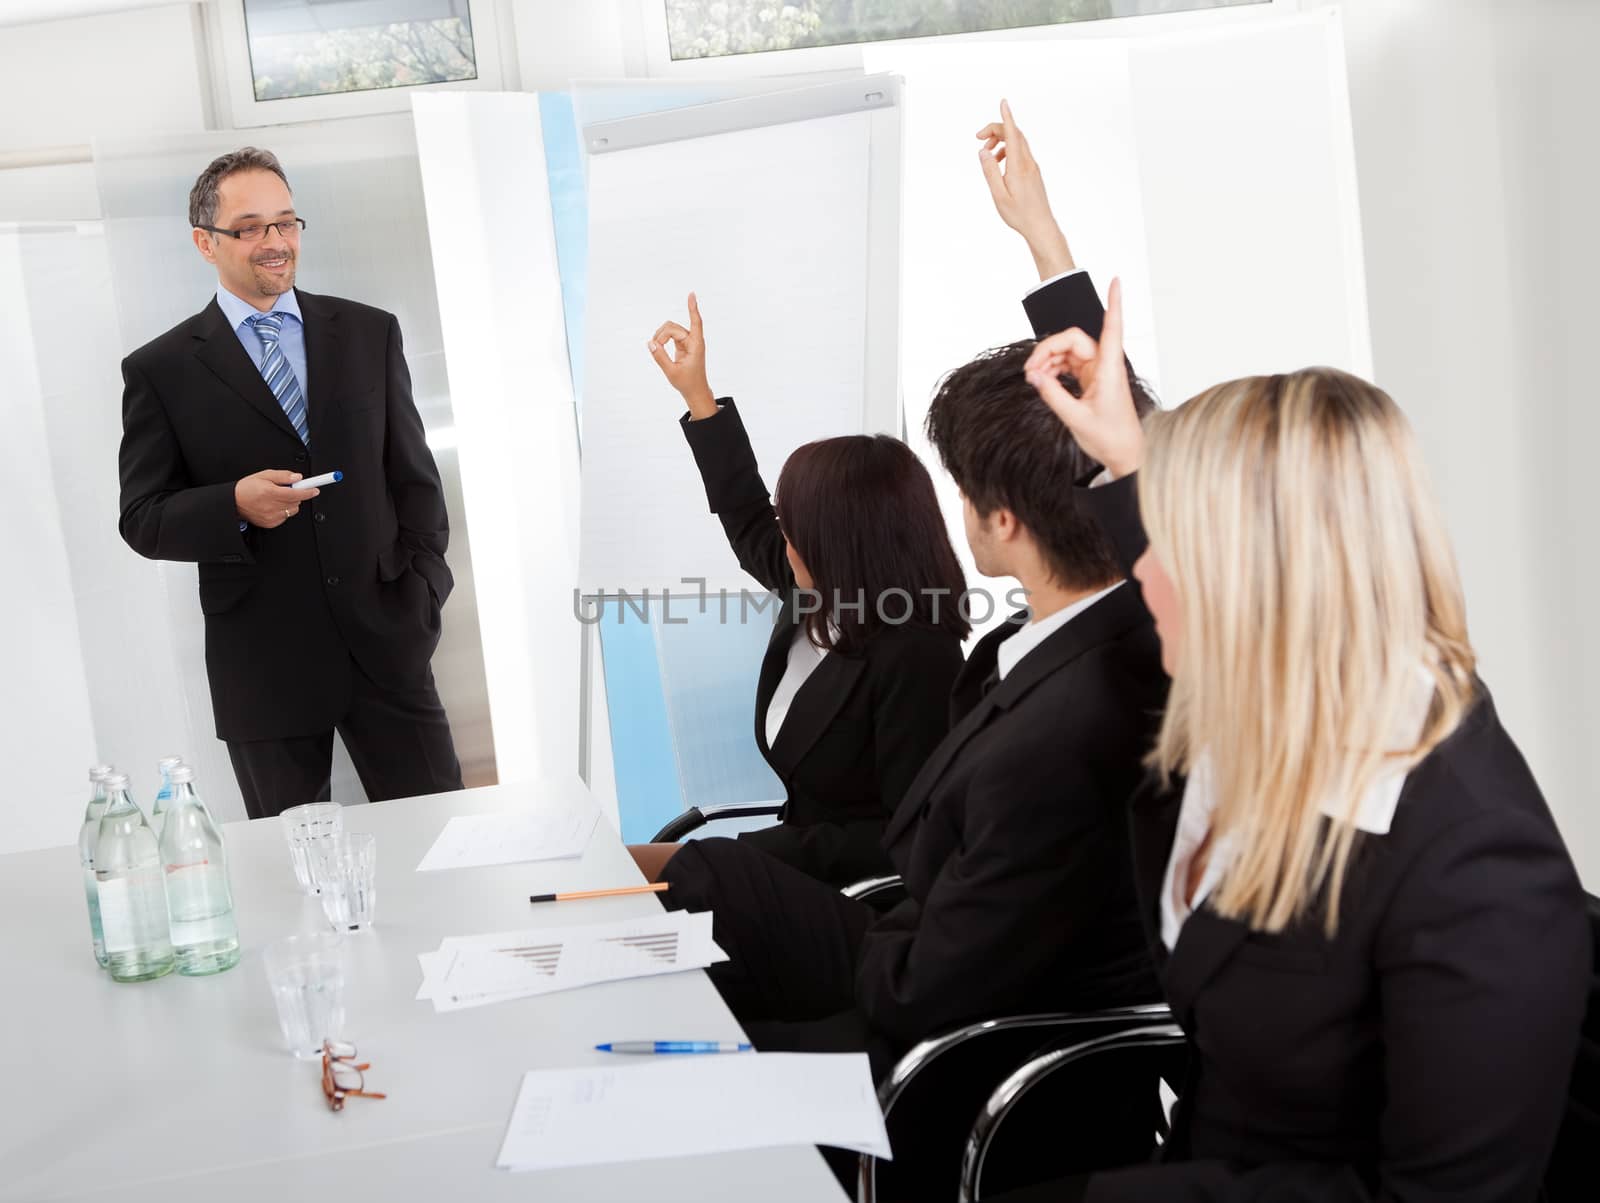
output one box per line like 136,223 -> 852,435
627,293 -> 970,889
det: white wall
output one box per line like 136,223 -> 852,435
1339,0 -> 1600,885
0,3 -> 209,220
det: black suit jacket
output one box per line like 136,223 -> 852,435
1077,476 -> 1592,1203
680,401 -> 964,886
855,584 -> 1166,1046
118,289 -> 452,741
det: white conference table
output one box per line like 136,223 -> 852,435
0,783 -> 850,1202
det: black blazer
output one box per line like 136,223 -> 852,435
679,401 -> 964,886
856,585 -> 1167,1047
118,290 -> 452,741
1076,476 -> 1592,1202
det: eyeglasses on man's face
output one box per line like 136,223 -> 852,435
198,217 -> 307,243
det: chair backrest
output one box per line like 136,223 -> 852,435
860,1006 -> 1174,1203
959,1024 -> 1187,1203
1544,892 -> 1600,1201
595,591 -> 784,841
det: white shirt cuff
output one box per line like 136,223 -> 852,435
1090,467 -> 1115,487
1024,267 -> 1086,300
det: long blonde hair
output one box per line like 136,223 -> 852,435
1139,368 -> 1477,934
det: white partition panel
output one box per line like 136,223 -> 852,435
868,9 -> 1370,640
411,94 -> 589,814
864,39 -> 1159,641
0,225 -> 102,854
1127,8 -> 1372,400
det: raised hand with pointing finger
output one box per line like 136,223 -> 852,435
1023,277 -> 1146,480
977,99 -> 1076,282
647,292 -> 719,420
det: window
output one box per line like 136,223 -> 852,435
664,0 -> 1270,60
212,0 -> 505,128
242,0 -> 477,101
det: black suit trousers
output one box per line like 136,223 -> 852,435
664,836 -> 875,1028
227,655 -> 462,818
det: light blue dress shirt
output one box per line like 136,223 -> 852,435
215,285 -> 309,400
218,286 -> 308,531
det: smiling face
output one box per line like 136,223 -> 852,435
192,168 -> 299,309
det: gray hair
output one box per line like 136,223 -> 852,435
188,147 -> 291,229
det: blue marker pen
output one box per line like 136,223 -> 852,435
291,470 -> 343,490
595,1041 -> 753,1055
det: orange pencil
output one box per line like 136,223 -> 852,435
528,882 -> 671,904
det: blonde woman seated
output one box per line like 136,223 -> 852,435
996,283 -> 1590,1202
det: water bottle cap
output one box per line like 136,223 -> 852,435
168,764 -> 195,784
102,772 -> 129,790
158,756 -> 183,772
89,764 -> 114,782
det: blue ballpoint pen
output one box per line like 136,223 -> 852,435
595,1041 -> 753,1054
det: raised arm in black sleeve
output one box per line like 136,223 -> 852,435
678,398 -> 794,594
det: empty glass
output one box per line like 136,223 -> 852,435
310,833 -> 377,933
263,932 -> 346,1059
280,802 -> 343,894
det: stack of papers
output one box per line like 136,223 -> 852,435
416,911 -> 726,1012
496,1053 -> 892,1172
416,800 -> 599,872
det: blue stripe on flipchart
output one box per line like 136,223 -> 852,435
538,91 -> 588,411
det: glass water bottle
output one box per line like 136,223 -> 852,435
95,773 -> 175,982
157,764 -> 240,976
78,763 -> 114,968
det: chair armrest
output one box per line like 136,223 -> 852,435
881,1004 -> 1173,1116
857,1003 -> 1172,1203
840,874 -> 905,903
649,801 -> 784,843
958,1022 -> 1186,1203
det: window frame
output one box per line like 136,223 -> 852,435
209,0 -> 509,128
634,0 -> 1306,78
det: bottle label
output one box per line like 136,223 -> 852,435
165,864 -> 235,948
97,870 -> 170,955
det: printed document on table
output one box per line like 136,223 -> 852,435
416,910 -> 726,1011
416,794 -> 600,872
496,1053 -> 891,1171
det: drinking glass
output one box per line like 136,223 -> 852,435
263,932 -> 346,1059
310,833 -> 378,933
280,801 -> 343,894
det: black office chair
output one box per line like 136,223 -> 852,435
958,1022 -> 1185,1202
959,891 -> 1600,1203
856,1003 -> 1175,1203
650,801 -> 785,843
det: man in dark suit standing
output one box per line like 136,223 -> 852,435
118,147 -> 463,818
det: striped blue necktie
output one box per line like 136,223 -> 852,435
247,310 -> 309,444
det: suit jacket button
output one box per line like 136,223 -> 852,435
314,512 -> 326,523
326,575 -> 340,587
